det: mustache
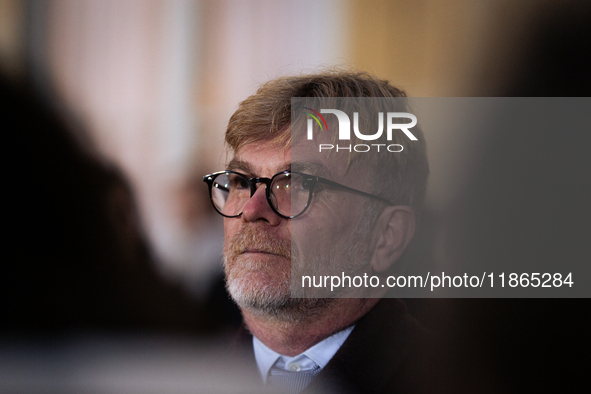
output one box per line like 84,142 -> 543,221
224,225 -> 291,259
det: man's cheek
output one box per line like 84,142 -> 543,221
292,226 -> 327,255
222,221 -> 233,243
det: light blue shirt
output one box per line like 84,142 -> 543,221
253,325 -> 355,383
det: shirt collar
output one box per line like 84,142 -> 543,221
253,325 -> 355,383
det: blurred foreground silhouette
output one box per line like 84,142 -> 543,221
0,74 -> 240,335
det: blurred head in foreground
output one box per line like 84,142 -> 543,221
1,74 -> 205,334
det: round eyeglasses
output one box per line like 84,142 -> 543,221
203,170 -> 392,219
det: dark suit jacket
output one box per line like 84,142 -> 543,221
234,299 -> 460,394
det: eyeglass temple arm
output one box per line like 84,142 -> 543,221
315,177 -> 393,205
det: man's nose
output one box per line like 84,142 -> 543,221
241,183 -> 281,225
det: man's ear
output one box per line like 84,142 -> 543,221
370,206 -> 416,273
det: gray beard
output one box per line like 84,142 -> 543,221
223,210 -> 375,321
223,246 -> 333,322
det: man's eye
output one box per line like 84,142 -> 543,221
291,179 -> 308,191
289,178 -> 311,192
229,175 -> 249,189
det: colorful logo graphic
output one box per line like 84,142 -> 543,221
303,107 -> 328,132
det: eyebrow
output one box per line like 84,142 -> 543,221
291,161 -> 333,179
227,158 -> 333,179
226,158 -> 291,176
226,158 -> 255,174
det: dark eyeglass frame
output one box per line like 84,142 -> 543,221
203,170 -> 392,219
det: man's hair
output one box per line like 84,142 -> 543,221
225,70 -> 429,211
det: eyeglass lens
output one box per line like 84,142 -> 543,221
210,172 -> 311,218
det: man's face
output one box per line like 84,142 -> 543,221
222,139 -> 379,318
222,141 -> 293,314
